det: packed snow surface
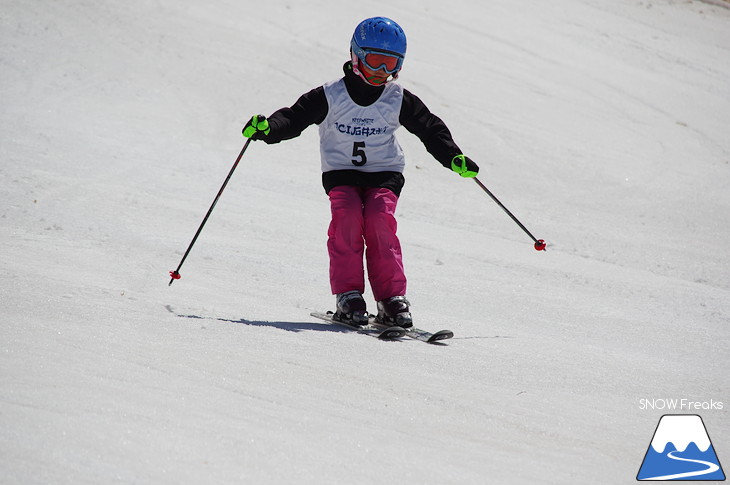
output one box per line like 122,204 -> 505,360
2,0 -> 729,483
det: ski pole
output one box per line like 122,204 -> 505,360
169,139 -> 252,285
473,177 -> 547,251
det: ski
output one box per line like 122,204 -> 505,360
310,311 -> 406,340
404,327 -> 453,343
371,318 -> 454,344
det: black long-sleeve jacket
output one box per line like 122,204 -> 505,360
263,62 -> 463,196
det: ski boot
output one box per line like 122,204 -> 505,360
375,296 -> 412,328
334,290 -> 369,326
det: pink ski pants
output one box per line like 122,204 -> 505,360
327,186 -> 406,302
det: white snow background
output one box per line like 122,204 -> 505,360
2,0 -> 729,483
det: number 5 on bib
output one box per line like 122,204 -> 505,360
352,142 -> 367,166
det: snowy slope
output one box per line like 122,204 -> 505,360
2,0 -> 729,483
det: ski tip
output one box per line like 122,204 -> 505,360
427,330 -> 454,343
378,326 -> 406,339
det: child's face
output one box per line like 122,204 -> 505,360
360,63 -> 392,85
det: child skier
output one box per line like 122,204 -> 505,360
242,17 -> 479,328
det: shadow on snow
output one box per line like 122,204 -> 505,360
164,305 -> 344,334
165,306 -> 514,341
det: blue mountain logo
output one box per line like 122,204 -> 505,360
637,414 -> 725,481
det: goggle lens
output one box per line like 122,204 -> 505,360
362,52 -> 402,74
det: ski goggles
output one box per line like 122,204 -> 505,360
351,43 -> 404,74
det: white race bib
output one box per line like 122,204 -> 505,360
319,79 -> 405,173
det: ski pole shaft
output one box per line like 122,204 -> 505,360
169,139 -> 252,285
473,177 -> 546,251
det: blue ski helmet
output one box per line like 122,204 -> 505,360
350,17 -> 407,85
